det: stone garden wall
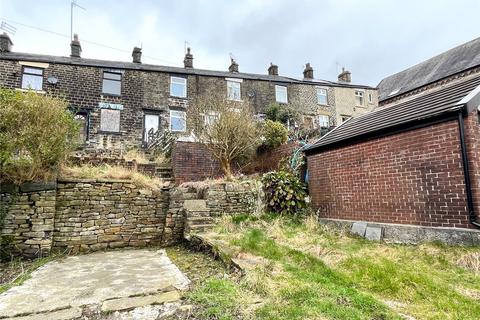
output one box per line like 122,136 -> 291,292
1,182 -> 57,259
1,179 -> 260,258
53,179 -> 174,252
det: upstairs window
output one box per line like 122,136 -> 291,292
202,111 -> 219,126
102,71 -> 122,95
355,90 -> 364,106
170,76 -> 187,98
316,88 -> 328,105
170,110 -> 186,132
318,115 -> 329,128
368,92 -> 373,103
227,80 -> 241,101
21,67 -> 43,91
275,85 -> 288,103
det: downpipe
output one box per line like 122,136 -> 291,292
457,111 -> 480,228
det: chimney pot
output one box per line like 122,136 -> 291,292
0,32 -> 13,52
268,63 -> 278,76
229,58 -> 239,73
303,62 -> 314,79
132,47 -> 142,63
338,67 -> 352,83
70,33 -> 82,58
184,47 -> 193,68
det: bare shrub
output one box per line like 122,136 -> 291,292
457,252 -> 480,275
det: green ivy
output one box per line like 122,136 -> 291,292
262,170 -> 307,215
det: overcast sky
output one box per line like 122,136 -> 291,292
1,0 -> 479,86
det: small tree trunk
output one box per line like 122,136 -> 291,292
220,158 -> 233,181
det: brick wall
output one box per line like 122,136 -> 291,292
244,142 -> 301,174
171,141 -> 223,185
307,120 -> 471,228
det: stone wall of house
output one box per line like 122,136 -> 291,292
333,86 -> 377,124
0,56 -> 376,156
306,119 -> 472,229
1,182 -> 57,259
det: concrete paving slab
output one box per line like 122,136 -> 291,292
351,221 -> 367,237
101,291 -> 180,312
365,226 -> 383,241
0,249 -> 190,319
4,307 -> 82,320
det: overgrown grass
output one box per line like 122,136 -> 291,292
60,164 -> 165,190
195,215 -> 480,320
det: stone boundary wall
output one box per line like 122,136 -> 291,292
54,179 -> 174,252
1,182 -> 57,258
1,179 -> 260,258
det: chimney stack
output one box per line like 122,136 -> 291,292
0,32 -> 13,52
268,63 -> 278,76
184,47 -> 193,68
228,58 -> 239,73
132,47 -> 142,63
303,63 -> 314,79
70,34 -> 82,58
338,67 -> 351,83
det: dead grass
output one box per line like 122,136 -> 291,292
457,252 -> 480,275
60,164 -> 166,190
123,149 -> 169,165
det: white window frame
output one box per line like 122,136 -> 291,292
355,90 -> 364,106
202,111 -> 219,126
368,92 -> 373,103
275,85 -> 288,103
21,66 -> 44,91
170,76 -> 187,98
170,110 -> 186,132
316,87 -> 328,105
318,115 -> 329,128
227,80 -> 241,101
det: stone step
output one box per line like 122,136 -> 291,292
186,224 -> 215,233
187,216 -> 215,225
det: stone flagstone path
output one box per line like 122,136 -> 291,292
0,249 -> 190,320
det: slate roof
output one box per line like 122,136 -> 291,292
0,51 -> 375,89
377,37 -> 480,101
304,75 -> 480,153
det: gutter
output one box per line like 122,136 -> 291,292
457,110 -> 480,228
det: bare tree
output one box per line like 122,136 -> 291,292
188,93 -> 261,180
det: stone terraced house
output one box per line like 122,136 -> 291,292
305,37 -> 480,244
0,33 -> 377,155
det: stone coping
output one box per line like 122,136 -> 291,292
57,177 -> 133,184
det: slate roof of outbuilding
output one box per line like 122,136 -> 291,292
304,75 -> 480,153
0,51 -> 375,89
377,37 -> 480,101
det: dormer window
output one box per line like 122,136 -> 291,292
275,85 -> 288,103
21,67 -> 44,91
227,79 -> 241,101
170,76 -> 187,98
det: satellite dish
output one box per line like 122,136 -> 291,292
247,89 -> 255,98
47,76 -> 58,85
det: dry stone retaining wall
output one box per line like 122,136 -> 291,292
1,179 -> 260,258
54,179 -> 173,252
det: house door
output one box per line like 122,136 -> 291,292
74,113 -> 88,143
144,114 -> 160,143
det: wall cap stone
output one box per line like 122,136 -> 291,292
20,181 -> 57,193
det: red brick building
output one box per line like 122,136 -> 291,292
305,38 -> 480,241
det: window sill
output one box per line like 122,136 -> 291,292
317,103 -> 329,107
169,95 -> 188,100
16,88 -> 46,94
170,129 -> 186,133
98,131 -> 121,135
276,101 -> 288,105
228,98 -> 243,102
355,105 -> 367,108
101,93 -> 122,98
